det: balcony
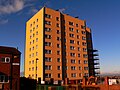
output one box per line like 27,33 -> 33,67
94,66 -> 100,69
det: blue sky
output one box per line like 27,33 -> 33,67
0,0 -> 120,74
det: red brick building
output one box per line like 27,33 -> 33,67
0,46 -> 21,90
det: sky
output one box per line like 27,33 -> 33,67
0,0 -> 120,74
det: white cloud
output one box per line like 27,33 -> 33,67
0,19 -> 8,24
0,0 -> 24,14
28,7 -> 38,15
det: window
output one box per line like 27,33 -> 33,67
36,38 -> 38,42
45,73 -> 51,78
77,35 -> 80,39
77,41 -> 80,45
82,36 -> 86,40
83,48 -> 87,52
57,37 -> 61,41
36,45 -> 38,49
82,31 -> 86,35
81,25 -> 86,29
30,42 -> 32,45
0,75 -> 9,82
36,52 -> 38,56
45,57 -> 52,62
69,21 -> 74,26
82,42 -> 87,46
57,44 -> 60,48
33,34 -> 35,37
70,46 -> 75,50
56,23 -> 60,27
37,19 -> 38,22
29,61 -> 31,64
30,35 -> 32,39
84,60 -> 88,64
56,17 -> 59,21
78,53 -> 80,57
78,60 -> 81,64
71,66 -> 76,70
69,33 -> 74,38
57,30 -> 60,34
36,31 -> 38,35
71,73 -> 76,77
76,29 -> 79,33
29,68 -> 31,71
33,21 -> 35,24
45,14 -> 51,18
79,73 -> 82,77
33,40 -> 34,44
76,24 -> 78,27
30,30 -> 32,33
57,58 -> 60,62
45,42 -> 51,46
79,66 -> 81,70
84,67 -> 88,70
70,53 -> 75,57
45,34 -> 51,39
57,51 -> 60,55
32,53 -> 34,57
58,73 -> 60,78
84,73 -> 89,77
45,65 -> 51,70
36,25 -> 38,29
32,67 -> 34,71
1,57 -> 10,63
45,50 -> 52,54
69,27 -> 74,32
29,54 -> 31,58
45,21 -> 51,25
32,46 -> 34,50
57,66 -> 60,70
70,40 -> 74,44
71,59 -> 75,64
32,60 -> 34,64
78,47 -> 80,51
45,28 -> 51,32
83,54 -> 88,58
33,27 -> 35,31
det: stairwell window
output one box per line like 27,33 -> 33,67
45,34 -> 51,39
45,42 -> 51,46
45,14 -> 51,18
45,50 -> 52,54
45,21 -> 51,25
45,28 -> 51,32
45,57 -> 52,62
45,65 -> 52,70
